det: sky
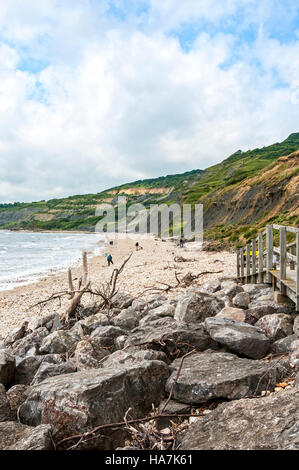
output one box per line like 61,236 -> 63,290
0,0 -> 299,203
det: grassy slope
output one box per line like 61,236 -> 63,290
0,133 -> 298,238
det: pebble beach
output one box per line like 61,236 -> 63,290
0,235 -> 236,339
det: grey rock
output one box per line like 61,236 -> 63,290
174,293 -> 225,324
0,384 -> 12,422
255,314 -> 294,341
271,335 -> 296,354
113,308 -> 139,330
6,385 -> 29,419
290,339 -> 299,369
19,361 -> 169,445
4,322 -> 29,346
101,348 -> 168,369
0,349 -> 15,386
73,313 -> 110,336
166,351 -> 290,405
11,327 -> 49,364
125,317 -> 217,358
139,302 -> 177,327
217,282 -> 244,300
204,317 -> 270,359
248,300 -> 294,315
114,335 -> 129,350
13,354 -> 65,385
232,292 -> 250,309
112,292 -> 134,309
199,280 -> 221,294
0,421 -> 53,450
178,389 -> 298,450
30,313 -> 63,333
39,330 -> 80,355
32,360 -> 77,385
90,325 -> 127,349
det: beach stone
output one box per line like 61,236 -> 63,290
242,284 -> 272,299
114,335 -> 129,350
100,348 -> 168,369
11,327 -> 49,364
111,292 -> 134,309
39,330 -> 80,355
248,300 -> 294,315
216,307 -> 246,323
255,314 -> 294,342
293,316 -> 299,337
232,292 -> 250,309
174,293 -> 225,324
178,389 -> 298,450
74,339 -> 108,370
0,350 -> 15,386
199,280 -> 221,295
0,421 -> 53,450
166,351 -> 289,405
0,384 -> 12,422
124,317 -> 217,358
13,354 -> 64,385
19,360 -> 169,445
113,308 -> 139,330
4,322 -> 29,346
217,283 -> 244,301
204,317 -> 270,359
6,385 -> 29,419
271,335 -> 296,354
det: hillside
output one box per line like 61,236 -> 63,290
0,133 -> 298,244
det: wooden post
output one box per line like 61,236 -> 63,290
296,230 -> 299,311
237,250 -> 240,278
290,245 -> 295,270
246,243 -> 250,282
258,233 -> 263,283
280,226 -> 287,296
252,238 -> 256,283
240,248 -> 244,278
266,225 -> 273,283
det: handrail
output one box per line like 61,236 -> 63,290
237,224 -> 298,310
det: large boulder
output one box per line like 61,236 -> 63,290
294,316 -> 299,338
0,350 -> 15,386
204,317 -> 270,359
290,339 -> 299,369
39,330 -> 80,355
138,301 -> 177,327
124,317 -> 218,358
174,293 -> 225,324
10,328 -> 49,364
113,308 -> 139,330
73,313 -> 110,336
255,314 -> 294,342
111,292 -> 134,309
0,421 -> 53,450
0,384 -> 12,422
199,280 -> 221,295
165,351 -> 290,405
74,339 -> 108,370
216,282 -> 244,301
177,389 -> 298,450
29,313 -> 63,333
19,360 -> 169,446
245,305 -> 277,325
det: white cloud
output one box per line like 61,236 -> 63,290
0,1 -> 298,202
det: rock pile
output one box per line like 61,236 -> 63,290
0,279 -> 298,450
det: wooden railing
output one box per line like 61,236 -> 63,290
237,224 -> 299,310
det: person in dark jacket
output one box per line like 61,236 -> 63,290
107,254 -> 113,266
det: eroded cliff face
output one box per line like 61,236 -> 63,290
202,152 -> 299,228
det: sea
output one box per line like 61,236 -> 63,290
0,230 -> 105,291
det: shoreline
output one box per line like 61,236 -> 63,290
0,235 -> 236,339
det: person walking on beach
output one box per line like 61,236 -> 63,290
107,254 -> 113,267
179,237 -> 184,248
